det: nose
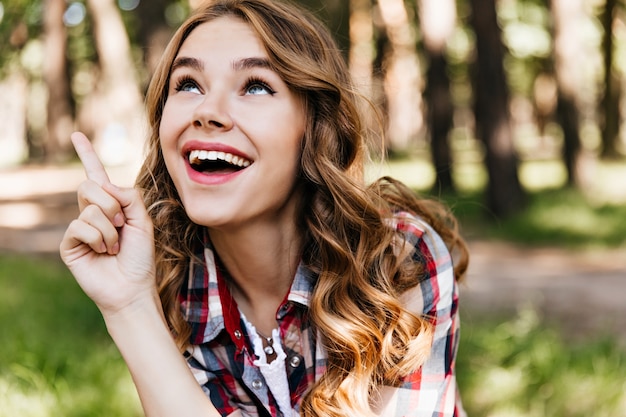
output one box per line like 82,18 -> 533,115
192,91 -> 234,130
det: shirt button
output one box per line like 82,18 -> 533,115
289,355 -> 301,368
233,330 -> 242,339
252,379 -> 263,390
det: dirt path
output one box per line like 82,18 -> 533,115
463,241 -> 626,343
1,165 -> 625,341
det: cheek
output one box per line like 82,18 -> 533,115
158,106 -> 185,155
159,104 -> 175,140
158,111 -> 180,173
275,103 -> 305,150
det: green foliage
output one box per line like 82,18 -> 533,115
0,0 -> 43,72
444,187 -> 626,249
0,255 -> 142,417
458,306 -> 626,417
372,154 -> 626,249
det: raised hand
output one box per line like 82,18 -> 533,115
60,132 -> 156,317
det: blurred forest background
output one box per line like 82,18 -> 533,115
1,0 -> 626,217
1,0 -> 626,416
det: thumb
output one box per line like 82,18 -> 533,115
102,182 -> 151,229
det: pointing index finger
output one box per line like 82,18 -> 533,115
71,132 -> 111,186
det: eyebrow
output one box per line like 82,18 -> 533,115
171,56 -> 204,73
232,57 -> 272,71
170,56 -> 272,73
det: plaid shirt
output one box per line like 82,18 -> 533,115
180,212 -> 464,417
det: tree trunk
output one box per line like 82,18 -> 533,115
550,0 -> 585,186
43,0 -> 75,162
135,0 -> 172,76
468,0 -> 525,217
349,0 -> 374,96
418,0 -> 456,192
298,0 -> 351,56
82,0 -> 145,166
376,0 -> 424,153
0,73 -> 29,167
349,0 -> 385,158
600,0 -> 620,158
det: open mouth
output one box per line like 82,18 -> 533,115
188,150 -> 252,174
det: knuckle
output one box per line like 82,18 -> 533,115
81,204 -> 102,220
76,180 -> 90,194
101,225 -> 119,245
77,181 -> 121,216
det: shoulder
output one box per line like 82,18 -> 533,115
390,211 -> 456,318
390,211 -> 454,277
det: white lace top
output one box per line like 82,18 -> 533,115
242,314 -> 293,416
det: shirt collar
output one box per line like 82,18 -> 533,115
180,238 -> 317,346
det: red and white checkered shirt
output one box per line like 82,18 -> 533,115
180,212 -> 464,416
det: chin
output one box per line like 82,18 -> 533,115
183,208 -> 231,230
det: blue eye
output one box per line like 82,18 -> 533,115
245,77 -> 275,95
175,77 -> 201,94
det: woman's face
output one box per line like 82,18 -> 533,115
159,16 -> 306,232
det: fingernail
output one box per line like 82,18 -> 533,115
112,242 -> 120,254
113,213 -> 125,227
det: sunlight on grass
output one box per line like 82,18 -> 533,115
1,359 -> 141,417
365,156 -> 489,192
367,155 -> 551,194
519,159 -> 567,190
483,188 -> 626,248
533,201 -> 618,239
367,154 -> 626,248
452,161 -> 488,192
367,153 -> 626,202
365,157 -> 435,190
589,159 -> 626,204
458,307 -> 626,417
0,256 -> 142,417
0,371 -> 55,417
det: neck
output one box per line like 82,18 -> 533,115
208,219 -> 301,335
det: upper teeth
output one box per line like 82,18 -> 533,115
188,150 -> 251,168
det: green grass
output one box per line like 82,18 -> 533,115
368,155 -> 626,249
0,256 -> 142,417
1,255 -> 625,416
439,187 -> 626,249
458,307 -> 626,417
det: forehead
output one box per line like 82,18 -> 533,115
177,16 -> 267,60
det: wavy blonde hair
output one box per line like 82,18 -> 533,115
136,0 -> 468,415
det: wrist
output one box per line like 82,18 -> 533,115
101,289 -> 167,337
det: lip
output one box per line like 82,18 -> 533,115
181,140 -> 253,159
181,140 -> 253,185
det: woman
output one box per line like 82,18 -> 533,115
60,0 -> 469,416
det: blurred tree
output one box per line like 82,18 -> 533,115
418,0 -> 456,192
298,0 -> 350,55
468,0 -> 525,217
600,0 -> 621,158
348,0 -> 386,160
550,0 -> 585,186
0,0 -> 36,65
348,0 -> 374,96
82,0 -> 145,166
134,0 -> 173,76
0,0 -> 43,165
375,0 -> 424,154
496,0 -> 555,148
43,0 -> 74,162
532,72 -> 558,142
